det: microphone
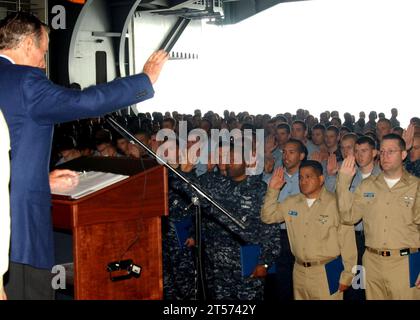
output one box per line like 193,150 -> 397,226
184,196 -> 200,211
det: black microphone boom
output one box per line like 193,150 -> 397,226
104,115 -> 246,230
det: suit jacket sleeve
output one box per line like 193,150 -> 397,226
23,68 -> 154,125
0,111 -> 10,284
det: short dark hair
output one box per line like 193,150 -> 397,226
113,131 -> 126,142
134,130 -> 151,140
381,133 -> 406,151
410,117 -> 420,126
377,118 -> 392,127
299,160 -> 324,177
0,11 -> 48,50
201,117 -> 212,129
163,117 -> 176,128
341,132 -> 358,143
356,136 -> 376,149
286,138 -> 308,160
77,135 -> 94,151
57,135 -> 77,152
94,129 -> 112,146
274,115 -> 288,123
312,124 -> 326,132
227,117 -> 237,125
392,126 -> 403,135
292,120 -> 307,131
241,123 -> 255,132
340,126 -> 351,134
331,116 -> 342,125
326,125 -> 340,136
276,123 -> 291,134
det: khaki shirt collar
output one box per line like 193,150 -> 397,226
375,169 -> 412,187
297,186 -> 329,204
400,169 -> 413,185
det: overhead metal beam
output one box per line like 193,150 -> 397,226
159,16 -> 190,53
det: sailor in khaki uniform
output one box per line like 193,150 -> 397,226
261,160 -> 357,300
337,133 -> 420,300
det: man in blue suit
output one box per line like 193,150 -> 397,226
0,12 -> 168,299
0,109 -> 11,300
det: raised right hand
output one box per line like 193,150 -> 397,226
269,167 -> 286,190
128,143 -> 140,158
142,50 -> 169,84
265,135 -> 278,154
264,155 -> 275,173
310,151 -> 322,163
339,155 -> 356,177
327,153 -> 339,176
403,123 -> 415,151
179,145 -> 199,173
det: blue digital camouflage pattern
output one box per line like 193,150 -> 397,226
162,171 -> 196,299
178,170 -> 281,300
405,159 -> 420,178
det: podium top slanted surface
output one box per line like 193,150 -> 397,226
51,156 -> 169,229
51,171 -> 130,199
55,155 -> 160,176
52,156 -> 165,204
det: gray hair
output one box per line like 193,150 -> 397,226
0,11 -> 49,50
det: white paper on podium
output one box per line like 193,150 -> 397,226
52,171 -> 129,199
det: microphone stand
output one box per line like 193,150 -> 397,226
105,115 -> 245,300
190,196 -> 206,300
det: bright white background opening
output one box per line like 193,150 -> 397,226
140,0 -> 420,127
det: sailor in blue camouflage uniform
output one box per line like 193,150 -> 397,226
162,171 -> 196,299
405,133 -> 420,177
180,147 -> 281,300
405,159 -> 420,177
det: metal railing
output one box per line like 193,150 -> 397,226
0,0 -> 31,13
0,0 -> 45,19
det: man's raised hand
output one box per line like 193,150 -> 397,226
269,167 -> 286,190
403,123 -> 415,151
327,153 -> 339,176
265,135 -> 278,154
339,155 -> 356,177
142,50 -> 169,84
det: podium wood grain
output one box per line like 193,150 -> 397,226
52,164 -> 168,300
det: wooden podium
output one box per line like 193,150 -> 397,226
52,157 -> 168,300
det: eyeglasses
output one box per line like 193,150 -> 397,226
379,149 -> 402,156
